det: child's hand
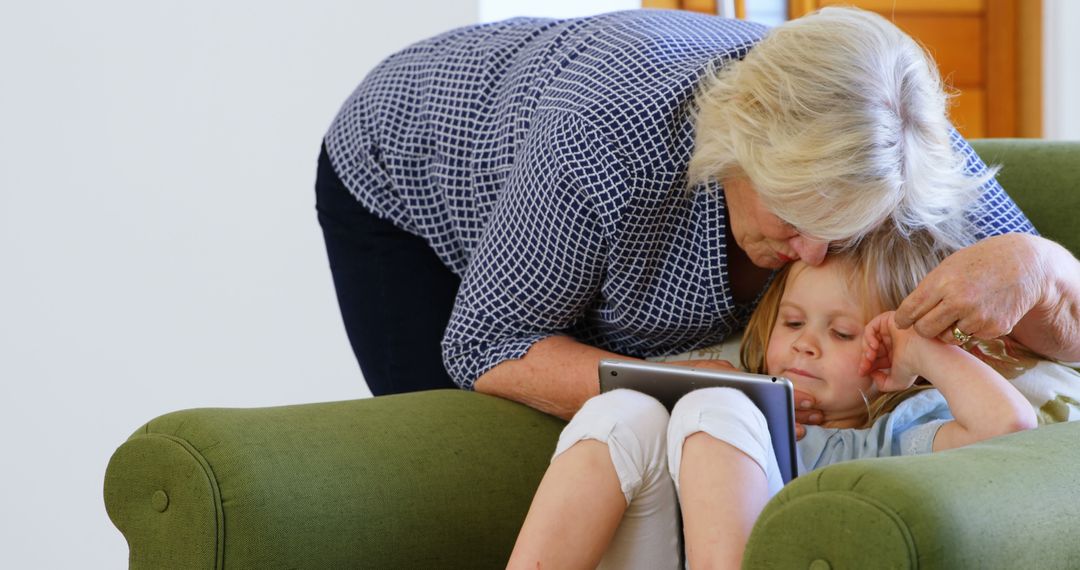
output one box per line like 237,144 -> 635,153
860,311 -> 930,392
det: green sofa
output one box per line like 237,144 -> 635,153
104,139 -> 1080,569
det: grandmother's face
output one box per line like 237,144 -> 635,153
723,177 -> 828,269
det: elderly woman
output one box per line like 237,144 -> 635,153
316,6 -> 1080,422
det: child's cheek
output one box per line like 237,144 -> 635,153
842,345 -> 867,378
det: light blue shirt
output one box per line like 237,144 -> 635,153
797,389 -> 953,475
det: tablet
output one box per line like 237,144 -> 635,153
598,359 -> 798,483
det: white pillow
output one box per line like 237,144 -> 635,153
970,339 -> 1080,425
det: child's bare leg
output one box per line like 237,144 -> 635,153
507,439 -> 626,570
668,388 -> 784,570
679,432 -> 769,569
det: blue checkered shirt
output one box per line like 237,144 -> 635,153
323,10 -> 1035,389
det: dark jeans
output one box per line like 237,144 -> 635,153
315,144 -> 460,395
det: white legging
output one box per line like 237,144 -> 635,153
551,388 -> 784,569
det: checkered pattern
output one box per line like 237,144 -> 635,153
323,10 -> 1035,390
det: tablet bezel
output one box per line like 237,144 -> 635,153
598,358 -> 798,484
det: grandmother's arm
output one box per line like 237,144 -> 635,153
473,336 -> 619,421
895,233 -> 1080,362
474,336 -> 744,421
1009,237 -> 1080,361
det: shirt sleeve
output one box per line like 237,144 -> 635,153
797,389 -> 953,474
441,111 -> 623,389
952,130 -> 1038,239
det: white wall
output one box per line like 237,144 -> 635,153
0,1 -> 474,567
1044,0 -> 1080,139
479,0 -> 784,25
480,0 -> 637,21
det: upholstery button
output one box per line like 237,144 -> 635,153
808,560 -> 831,570
151,490 -> 169,512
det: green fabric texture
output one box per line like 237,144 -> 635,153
104,433 -> 223,569
104,139 -> 1080,568
745,421 -> 1080,569
969,139 -> 1080,254
104,390 -> 565,568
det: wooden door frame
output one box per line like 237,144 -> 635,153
787,0 -> 1041,137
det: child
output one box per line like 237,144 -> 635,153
506,229 -> 1037,570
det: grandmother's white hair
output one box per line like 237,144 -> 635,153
688,6 -> 995,250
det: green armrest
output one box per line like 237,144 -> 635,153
105,139 -> 1080,568
746,421 -> 1080,567
104,391 -> 564,568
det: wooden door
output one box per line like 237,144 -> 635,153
791,0 -> 1041,138
644,0 -> 1041,137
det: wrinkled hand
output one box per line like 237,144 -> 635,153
894,234 -> 1044,343
860,311 -> 927,392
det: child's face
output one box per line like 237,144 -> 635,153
765,260 -> 876,425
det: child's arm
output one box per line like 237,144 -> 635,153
862,311 -> 1037,452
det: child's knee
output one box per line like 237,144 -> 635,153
570,389 -> 671,442
670,387 -> 765,430
555,390 -> 672,503
667,388 -> 774,485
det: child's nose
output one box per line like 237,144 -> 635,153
792,332 -> 820,356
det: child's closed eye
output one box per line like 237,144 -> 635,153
832,330 -> 856,341
783,321 -> 804,329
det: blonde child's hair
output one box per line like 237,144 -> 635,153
740,227 -> 950,426
689,6 -> 994,251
